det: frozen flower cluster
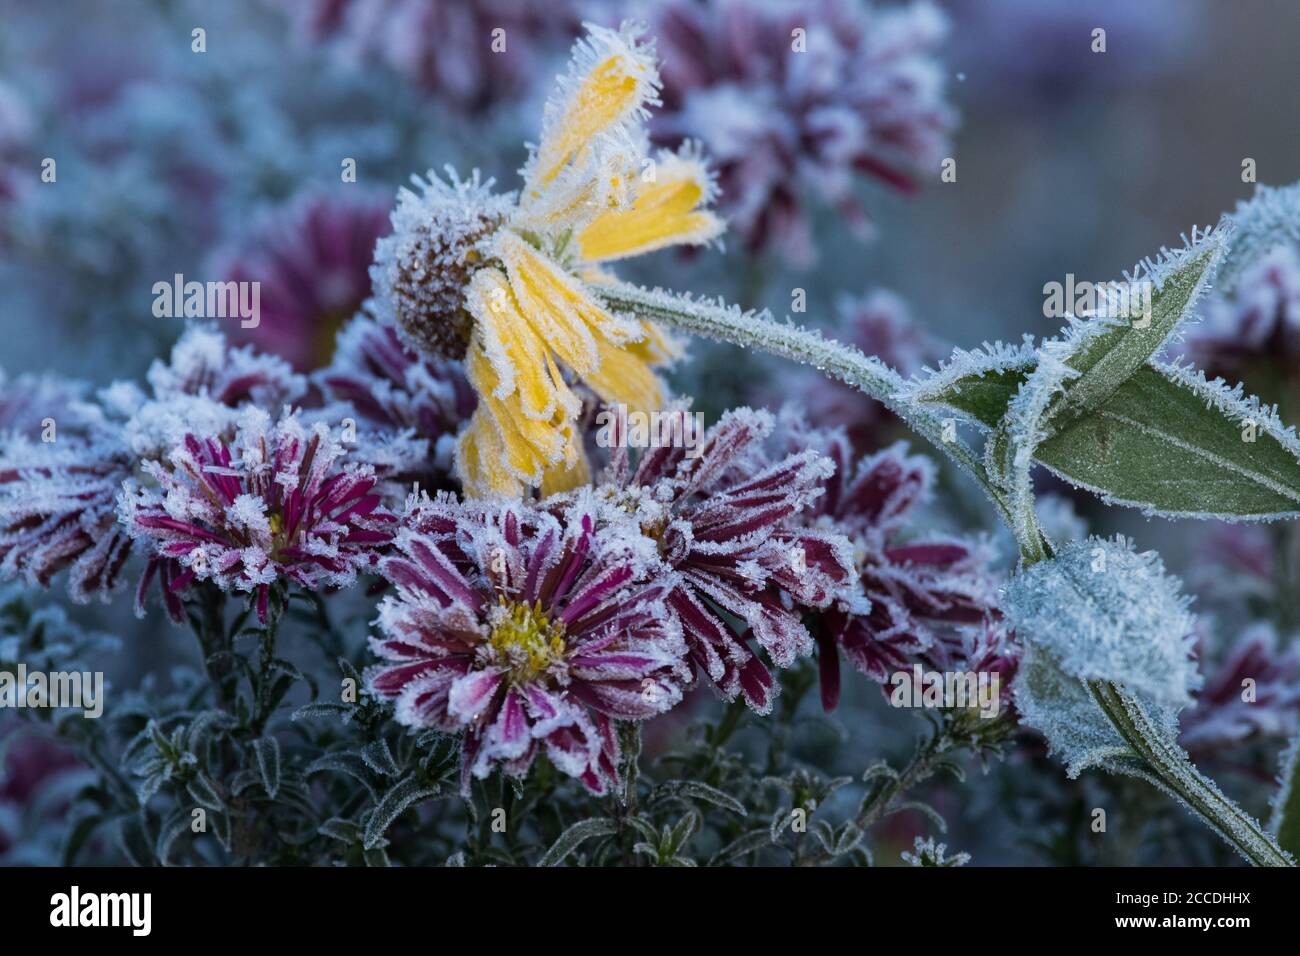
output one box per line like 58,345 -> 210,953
646,0 -> 956,264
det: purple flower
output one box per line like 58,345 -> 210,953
215,188 -> 392,371
1177,244 -> 1300,416
287,0 -> 589,113
648,0 -> 955,264
797,430 -> 1000,711
0,327 -> 307,611
120,408 -> 398,622
315,308 -> 476,481
1180,623 -> 1300,754
366,492 -> 688,794
579,406 -> 859,714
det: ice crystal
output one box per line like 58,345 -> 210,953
901,835 -> 970,867
1219,181 -> 1300,293
1013,644 -> 1181,777
1006,536 -> 1199,707
366,492 -> 689,794
370,169 -> 512,360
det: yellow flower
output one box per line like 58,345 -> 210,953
371,22 -> 724,498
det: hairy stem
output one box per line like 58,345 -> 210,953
606,281 -> 1288,866
598,282 -> 1015,528
1091,682 -> 1292,867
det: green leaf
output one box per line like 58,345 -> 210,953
1035,365 -> 1300,519
1270,733 -> 1300,858
917,360 -> 1300,520
253,737 -> 281,799
537,817 -> 619,867
363,776 -> 440,850
650,779 -> 747,816
1046,228 -> 1225,429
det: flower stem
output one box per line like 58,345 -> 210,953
606,281 -> 1292,866
598,282 -> 1015,528
1091,681 -> 1293,867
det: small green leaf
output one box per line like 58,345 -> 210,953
650,779 -> 747,816
537,817 -> 619,867
1270,733 -> 1300,858
1046,228 -> 1225,428
253,737 -> 281,799
363,776 -> 439,850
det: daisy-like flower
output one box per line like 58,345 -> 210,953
315,306 -> 476,483
120,407 -> 397,622
647,0 -> 955,264
796,429 -> 1000,711
370,22 -> 724,498
366,493 -> 688,794
575,406 -> 859,713
216,188 -> 393,371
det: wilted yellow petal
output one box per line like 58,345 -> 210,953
463,267 -> 563,422
528,25 -> 659,193
583,336 -> 665,411
496,230 -> 642,374
457,411 -> 526,498
577,150 -> 724,262
540,443 -> 592,497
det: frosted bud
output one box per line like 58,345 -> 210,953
371,171 -> 512,360
1007,536 -> 1200,707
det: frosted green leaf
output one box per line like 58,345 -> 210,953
1044,224 -> 1226,429
1271,733 -> 1300,858
1006,536 -> 1199,706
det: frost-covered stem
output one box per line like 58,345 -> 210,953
251,595 -> 283,736
597,282 -> 1017,529
799,725 -> 955,867
190,584 -> 235,709
615,722 -> 643,865
1091,681 -> 1293,867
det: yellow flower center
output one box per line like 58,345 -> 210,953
489,600 -> 567,682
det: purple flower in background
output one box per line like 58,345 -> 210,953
287,0 -> 589,113
366,493 -> 688,794
216,189 -> 392,372
582,406 -> 859,713
783,289 -> 940,449
0,731 -> 83,859
120,408 -> 398,622
647,0 -> 955,264
798,430 -> 1000,711
1177,244 -> 1300,415
1180,624 -> 1300,755
315,307 -> 476,480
